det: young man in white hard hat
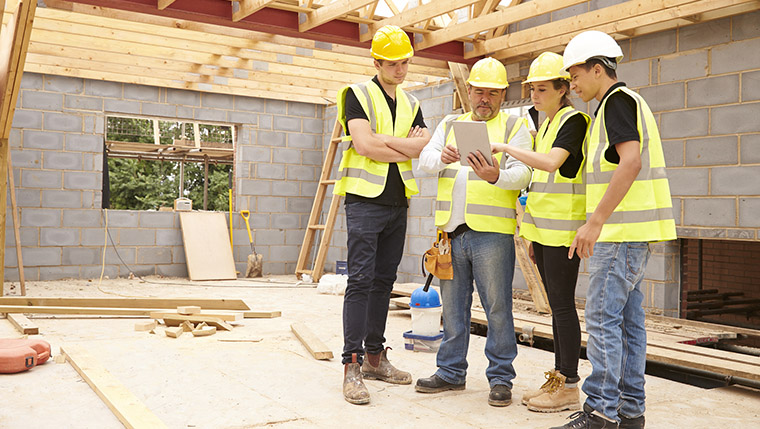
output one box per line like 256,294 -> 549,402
551,30 -> 677,429
333,25 -> 431,405
492,51 -> 589,414
414,57 -> 531,407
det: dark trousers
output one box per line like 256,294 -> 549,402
342,202 -> 407,365
533,242 -> 582,379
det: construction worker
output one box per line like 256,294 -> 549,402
415,57 -> 531,407
551,31 -> 677,429
333,25 -> 431,405
491,52 -> 589,413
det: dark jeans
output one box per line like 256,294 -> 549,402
342,202 -> 407,365
533,242 -> 582,379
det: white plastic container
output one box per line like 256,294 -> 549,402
410,306 -> 442,337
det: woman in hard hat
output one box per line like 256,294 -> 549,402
491,51 -> 589,414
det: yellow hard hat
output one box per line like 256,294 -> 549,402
467,57 -> 508,89
371,25 -> 414,61
524,52 -> 570,84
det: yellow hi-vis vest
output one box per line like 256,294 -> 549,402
520,106 -> 590,247
587,86 -> 677,242
333,80 -> 420,198
435,111 -> 527,235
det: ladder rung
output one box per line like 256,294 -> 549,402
320,179 -> 336,185
330,137 -> 342,143
296,269 -> 313,275
308,225 -> 326,230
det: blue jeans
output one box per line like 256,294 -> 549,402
342,202 -> 407,365
582,242 -> 651,422
435,230 -> 518,388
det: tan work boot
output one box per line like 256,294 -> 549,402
521,369 -> 559,405
527,373 -> 581,413
361,347 -> 412,385
343,353 -> 370,405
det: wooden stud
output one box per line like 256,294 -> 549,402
157,0 -> 177,11
177,305 -> 201,315
6,313 -> 38,335
165,327 -> 183,338
151,310 -> 242,322
134,320 -> 157,332
299,0 -> 377,33
290,322 -> 333,360
60,345 -> 168,428
0,297 -> 250,310
243,310 -> 281,319
233,0 -> 278,22
361,0 -> 481,42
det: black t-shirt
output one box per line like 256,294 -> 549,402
343,76 -> 426,206
544,113 -> 587,179
593,82 -> 640,165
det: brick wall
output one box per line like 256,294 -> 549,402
5,73 -> 322,281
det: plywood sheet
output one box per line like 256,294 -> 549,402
179,212 -> 237,281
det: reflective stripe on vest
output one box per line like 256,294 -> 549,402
520,107 -> 589,247
586,86 -> 676,242
333,80 -> 420,198
435,111 -> 526,234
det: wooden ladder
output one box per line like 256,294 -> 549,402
295,118 -> 344,282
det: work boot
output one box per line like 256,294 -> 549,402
361,347 -> 412,385
415,374 -> 466,393
527,373 -> 581,413
488,384 -> 512,407
550,404 -> 619,429
618,414 -> 645,429
522,369 -> 559,405
343,354 -> 370,405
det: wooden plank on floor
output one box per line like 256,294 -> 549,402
60,345 -> 168,429
243,310 -> 281,318
0,297 -> 251,310
0,305 -> 156,316
150,310 -> 243,322
179,212 -> 237,281
291,322 -> 333,360
5,312 -> 38,334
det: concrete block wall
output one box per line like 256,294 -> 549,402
5,73 -> 321,281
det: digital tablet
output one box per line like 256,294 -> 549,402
452,121 -> 493,167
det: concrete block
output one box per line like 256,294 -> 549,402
118,228 -> 155,246
156,229 -> 183,246
39,266 -> 81,281
711,166 -> 760,195
42,190 -> 81,208
200,93 -> 232,109
273,148 -> 300,164
227,111 -> 257,125
420,99 -> 444,118
167,89 -> 200,106
288,102 -> 316,118
104,247 -> 135,265
63,209 -> 102,227
137,247 -> 171,264
732,10 -> 760,41
257,130 -> 286,147
679,19 -> 730,51
726,228 -> 755,239
269,245 -> 298,262
712,38 -> 760,75
266,100 -> 287,115
44,76 -> 83,94
141,103 -> 176,117
683,198 -> 735,226
711,103 -> 760,135
256,164 -> 286,180
9,129 -> 21,148
176,106 -> 193,119
193,108 -> 227,122
685,136 -> 737,166
21,170 -> 62,189
258,114 -> 272,130
273,116 -> 301,132
240,179 -> 272,196
80,228 -> 105,245
13,189 -> 41,207
301,150 -> 323,166
661,140 -> 683,167
105,210 -> 139,227
24,130 -> 64,150
613,59 -> 649,89
411,87 -> 432,101
65,134 -> 102,153
43,152 -> 83,170
85,80 -> 121,97
156,264 -> 187,278
22,91 -> 63,110
257,196 -> 286,213
12,109 -> 43,129
240,147 -> 271,163
139,211 -> 175,228
4,226 -> 37,247
301,182 -> 317,197
275,181 -> 300,197
671,197 -> 682,224
739,198 -> 760,227
660,51 -> 707,83
272,214 -> 299,229
21,247 -> 62,266
699,228 -> 726,239
638,83 -> 684,112
285,229 -> 305,246
303,118 -> 323,134
741,70 -> 760,102
10,149 -> 41,168
687,75 -> 739,108
741,134 -> 760,164
64,171 -> 100,190
64,95 -> 103,111
287,197 -> 312,213
631,30 -> 676,61
40,228 -> 79,246
255,229 -> 285,246
235,96 -> 267,112
287,133 -> 318,149
287,165 -> 316,181
172,246 -> 186,263
432,82 -> 455,99
20,73 -> 42,89
659,109 -> 708,139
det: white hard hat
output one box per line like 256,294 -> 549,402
562,30 -> 624,72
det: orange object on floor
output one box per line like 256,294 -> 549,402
0,338 -> 51,373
